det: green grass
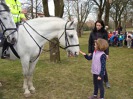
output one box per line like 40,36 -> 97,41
0,32 -> 133,99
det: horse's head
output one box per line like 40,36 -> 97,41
0,3 -> 17,44
58,21 -> 80,57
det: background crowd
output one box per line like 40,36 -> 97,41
108,29 -> 133,48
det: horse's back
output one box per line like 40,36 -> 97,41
27,17 -> 65,24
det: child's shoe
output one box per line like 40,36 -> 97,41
89,95 -> 98,99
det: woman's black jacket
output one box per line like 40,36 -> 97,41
88,30 -> 109,55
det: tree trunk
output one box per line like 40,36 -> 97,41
42,0 -> 50,17
54,0 -> 64,17
49,0 -> 64,63
31,0 -> 34,19
77,22 -> 83,37
49,38 -> 60,62
97,9 -> 103,20
104,0 -> 111,26
35,0 -> 38,18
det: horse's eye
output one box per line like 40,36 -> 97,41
69,35 -> 73,38
3,17 -> 7,20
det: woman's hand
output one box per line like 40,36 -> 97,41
106,55 -> 109,60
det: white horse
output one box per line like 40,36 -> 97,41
0,3 -> 80,97
0,2 -> 17,87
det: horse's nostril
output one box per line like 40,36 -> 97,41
11,37 -> 16,44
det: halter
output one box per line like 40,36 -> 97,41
0,8 -> 17,42
59,21 -> 79,49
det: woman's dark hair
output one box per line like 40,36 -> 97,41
93,20 -> 106,33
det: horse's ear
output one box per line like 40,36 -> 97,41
68,21 -> 77,28
69,21 -> 74,27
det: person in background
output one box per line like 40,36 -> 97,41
126,32 -> 132,48
117,25 -> 122,34
118,33 -> 124,47
1,0 -> 26,59
80,38 -> 109,99
108,31 -> 113,46
88,20 -> 110,88
131,33 -> 133,48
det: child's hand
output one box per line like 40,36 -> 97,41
97,76 -> 101,80
106,55 -> 109,60
79,50 -> 86,55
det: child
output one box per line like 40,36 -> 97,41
80,38 -> 109,99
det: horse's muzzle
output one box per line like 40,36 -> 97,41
67,51 -> 79,57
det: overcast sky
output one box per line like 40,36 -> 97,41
48,0 -> 55,16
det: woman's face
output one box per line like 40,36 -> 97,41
96,22 -> 102,30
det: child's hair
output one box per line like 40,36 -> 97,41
95,38 -> 109,51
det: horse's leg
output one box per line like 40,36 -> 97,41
28,59 -> 39,94
21,58 -> 31,97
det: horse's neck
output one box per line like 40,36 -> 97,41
19,18 -> 65,46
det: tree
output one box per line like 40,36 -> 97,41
42,0 -> 50,17
92,0 -> 106,20
42,0 -> 64,62
104,0 -> 112,26
110,0 -> 130,29
49,0 -> 64,62
64,0 -> 93,37
22,0 -> 43,19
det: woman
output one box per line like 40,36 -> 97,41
88,20 -> 110,88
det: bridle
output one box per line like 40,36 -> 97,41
58,21 -> 79,49
0,8 -> 17,42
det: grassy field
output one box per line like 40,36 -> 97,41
0,32 -> 133,99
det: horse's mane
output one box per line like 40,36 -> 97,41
28,17 -> 65,23
0,3 -> 10,12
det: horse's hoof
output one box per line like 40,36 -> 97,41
30,89 -> 36,94
24,93 -> 32,98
